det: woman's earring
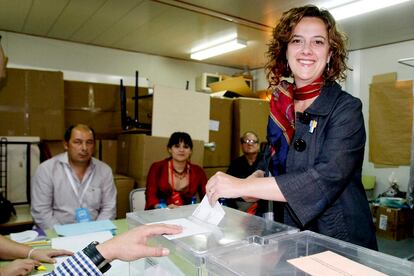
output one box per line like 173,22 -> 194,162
286,60 -> 291,76
326,61 -> 330,72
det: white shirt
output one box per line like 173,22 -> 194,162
31,152 -> 117,230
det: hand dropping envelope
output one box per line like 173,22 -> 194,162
192,195 -> 225,225
153,196 -> 225,240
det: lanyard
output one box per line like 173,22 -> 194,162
63,164 -> 95,207
169,159 -> 176,190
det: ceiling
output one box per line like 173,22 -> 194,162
1,0 -> 414,70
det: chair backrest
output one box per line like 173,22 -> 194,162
129,188 -> 146,212
362,175 -> 376,190
362,175 -> 376,201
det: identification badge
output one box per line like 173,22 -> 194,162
75,208 -> 92,223
309,120 -> 318,133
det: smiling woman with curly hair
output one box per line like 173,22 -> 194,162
206,5 -> 377,250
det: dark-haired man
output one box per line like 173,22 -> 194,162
31,124 -> 116,230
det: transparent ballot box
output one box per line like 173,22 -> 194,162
206,230 -> 414,276
126,204 -> 297,275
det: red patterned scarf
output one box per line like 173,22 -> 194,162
294,77 -> 324,100
267,76 -> 323,175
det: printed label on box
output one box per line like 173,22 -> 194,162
379,214 -> 388,230
209,120 -> 220,131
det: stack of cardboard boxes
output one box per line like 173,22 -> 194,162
0,67 -> 272,218
203,97 -> 269,177
203,97 -> 233,178
0,68 -> 64,139
231,98 -> 269,159
0,68 -> 139,218
64,80 -> 152,136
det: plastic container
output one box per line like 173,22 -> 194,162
127,204 -> 297,275
206,230 -> 414,276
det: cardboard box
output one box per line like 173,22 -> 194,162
209,76 -> 255,98
116,134 -> 131,175
232,98 -> 269,159
64,80 -> 152,136
42,139 -> 117,172
120,134 -> 204,188
95,139 -> 117,173
203,167 -> 228,179
203,97 -> 233,167
0,68 -> 64,139
114,174 -> 135,219
42,140 -> 65,157
371,205 -> 413,241
65,110 -> 121,137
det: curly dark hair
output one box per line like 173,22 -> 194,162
265,5 -> 350,87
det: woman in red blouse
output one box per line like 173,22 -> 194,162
145,132 -> 207,210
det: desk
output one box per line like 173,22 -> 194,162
1,219 -> 128,275
0,204 -> 33,235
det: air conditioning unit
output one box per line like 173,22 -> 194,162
195,73 -> 222,92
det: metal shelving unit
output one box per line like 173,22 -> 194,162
0,137 -> 40,204
0,137 -> 7,199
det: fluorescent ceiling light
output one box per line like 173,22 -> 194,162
190,38 -> 247,60
325,0 -> 411,20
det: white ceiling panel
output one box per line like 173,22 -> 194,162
22,0 -> 69,35
69,0 -> 141,42
0,0 -> 413,69
47,0 -> 107,39
0,0 -> 32,31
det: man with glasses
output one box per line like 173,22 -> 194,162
226,131 -> 263,214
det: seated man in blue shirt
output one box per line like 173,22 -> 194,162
31,124 -> 117,230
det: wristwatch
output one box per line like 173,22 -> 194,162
82,241 -> 112,273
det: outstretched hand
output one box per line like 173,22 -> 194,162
31,248 -> 73,263
96,223 -> 182,262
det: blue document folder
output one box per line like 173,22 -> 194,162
54,220 -> 117,236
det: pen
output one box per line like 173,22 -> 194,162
23,240 -> 51,246
35,265 -> 47,271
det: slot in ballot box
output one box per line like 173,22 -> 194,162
126,204 -> 297,275
206,230 -> 414,276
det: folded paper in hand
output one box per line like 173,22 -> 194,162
192,195 -> 225,225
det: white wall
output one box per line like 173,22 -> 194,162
252,40 -> 414,197
347,40 -> 414,197
0,31 -> 238,88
